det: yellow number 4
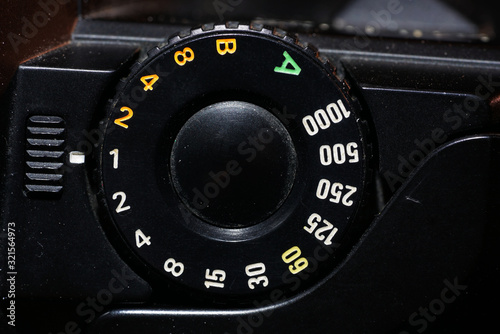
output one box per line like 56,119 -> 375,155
140,74 -> 159,91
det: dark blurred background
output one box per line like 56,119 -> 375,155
1,0 -> 499,95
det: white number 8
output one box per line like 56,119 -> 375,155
164,258 -> 184,277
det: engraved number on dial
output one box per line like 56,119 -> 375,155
316,180 -> 357,206
135,229 -> 152,248
282,246 -> 309,274
304,213 -> 338,246
112,191 -> 130,213
109,149 -> 119,169
204,269 -> 226,289
174,47 -> 195,66
164,258 -> 185,277
114,106 -> 134,129
140,74 -> 159,91
302,100 -> 351,136
319,143 -> 359,166
245,262 -> 269,289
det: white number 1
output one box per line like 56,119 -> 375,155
109,149 -> 119,169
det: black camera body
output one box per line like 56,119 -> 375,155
1,2 -> 500,333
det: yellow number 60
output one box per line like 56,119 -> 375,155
282,246 -> 309,274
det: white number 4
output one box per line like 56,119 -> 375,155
135,229 -> 151,248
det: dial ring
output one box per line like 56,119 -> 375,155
100,25 -> 367,297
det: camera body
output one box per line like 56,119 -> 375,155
1,1 -> 500,333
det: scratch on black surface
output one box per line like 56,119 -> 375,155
405,196 -> 421,204
36,241 -> 44,258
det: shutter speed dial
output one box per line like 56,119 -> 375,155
100,23 -> 368,298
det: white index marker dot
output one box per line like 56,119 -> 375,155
69,151 -> 85,164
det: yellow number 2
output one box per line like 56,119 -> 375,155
114,106 -> 134,129
174,47 -> 195,66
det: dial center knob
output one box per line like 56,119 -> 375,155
170,101 -> 297,228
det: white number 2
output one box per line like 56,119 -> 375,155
112,191 -> 130,213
